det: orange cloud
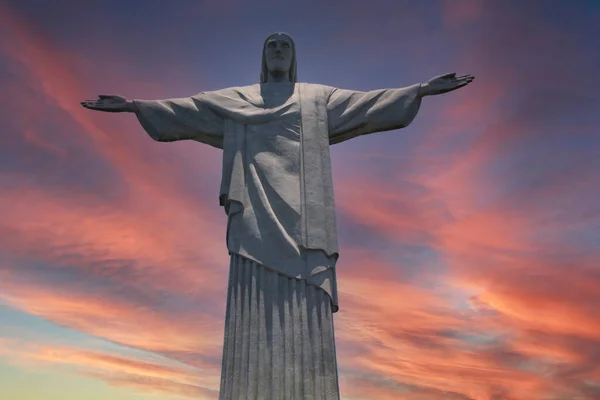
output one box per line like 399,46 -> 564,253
1,2 -> 599,400
0,270 -> 225,360
329,4 -> 600,399
0,339 -> 219,399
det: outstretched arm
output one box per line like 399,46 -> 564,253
81,94 -> 224,149
327,72 -> 474,145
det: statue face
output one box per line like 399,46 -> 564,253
264,35 -> 293,78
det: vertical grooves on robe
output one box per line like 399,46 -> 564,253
292,275 -> 302,399
219,253 -> 340,400
271,270 -> 281,396
283,277 -> 293,399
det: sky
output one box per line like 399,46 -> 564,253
0,0 -> 599,399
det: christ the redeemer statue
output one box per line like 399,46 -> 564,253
81,32 -> 473,400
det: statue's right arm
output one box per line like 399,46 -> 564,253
81,94 -> 224,150
125,100 -> 138,113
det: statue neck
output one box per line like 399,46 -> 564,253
266,70 -> 290,83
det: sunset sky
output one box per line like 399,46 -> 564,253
1,0 -> 599,399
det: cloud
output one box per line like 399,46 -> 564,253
0,339 -> 219,399
0,260 -> 225,363
330,1 -> 600,399
1,1 -> 599,400
0,3 -> 229,393
89,373 -> 219,400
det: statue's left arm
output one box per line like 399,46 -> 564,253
327,72 -> 474,145
327,84 -> 422,145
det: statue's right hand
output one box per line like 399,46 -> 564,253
80,95 -> 133,113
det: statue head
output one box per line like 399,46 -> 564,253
260,32 -> 298,83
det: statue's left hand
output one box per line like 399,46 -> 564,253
420,73 -> 474,97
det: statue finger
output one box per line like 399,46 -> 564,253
440,72 -> 456,79
98,94 -> 114,99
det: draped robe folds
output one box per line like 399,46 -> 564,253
133,82 -> 422,312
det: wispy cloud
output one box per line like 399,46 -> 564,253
0,1 -> 599,399
0,338 -> 219,399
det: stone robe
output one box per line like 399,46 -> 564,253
133,82 -> 422,312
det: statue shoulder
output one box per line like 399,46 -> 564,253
216,83 -> 259,94
198,84 -> 260,101
298,82 -> 336,98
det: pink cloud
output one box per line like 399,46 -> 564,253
329,2 -> 600,399
0,339 -> 219,399
1,2 -> 599,400
0,271 -> 225,359
0,5 -> 230,392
